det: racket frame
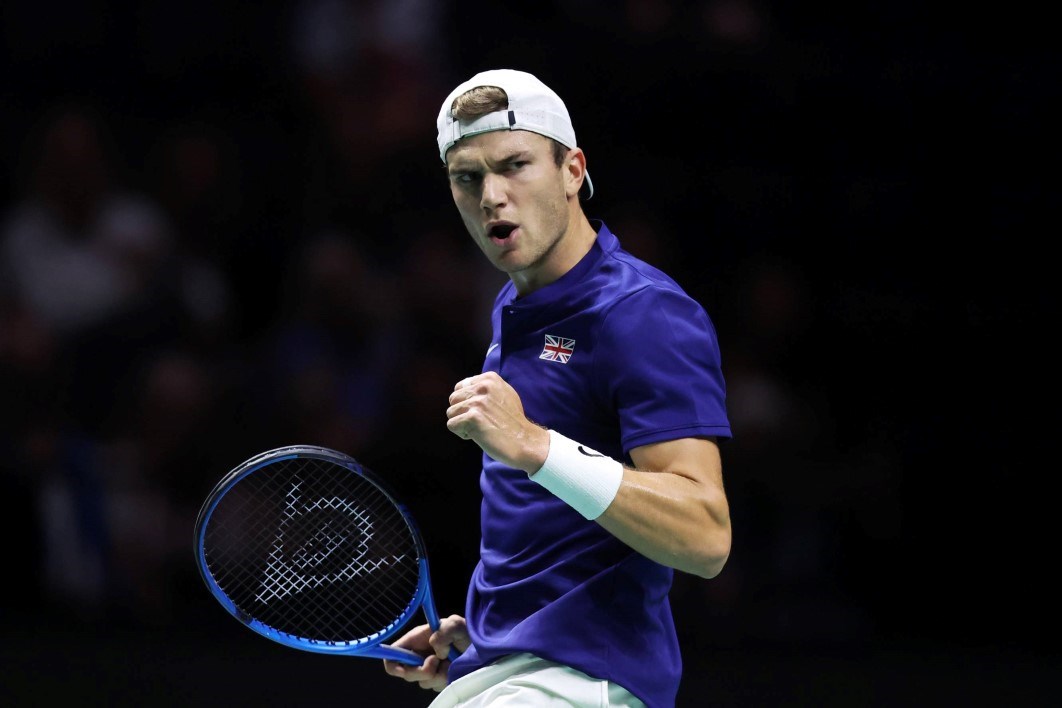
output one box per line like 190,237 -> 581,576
194,445 -> 448,664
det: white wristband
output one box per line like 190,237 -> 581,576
531,430 -> 624,520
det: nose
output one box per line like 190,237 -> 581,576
480,172 -> 506,211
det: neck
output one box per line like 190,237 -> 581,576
511,213 -> 597,296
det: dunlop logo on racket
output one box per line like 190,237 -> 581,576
256,480 -> 408,604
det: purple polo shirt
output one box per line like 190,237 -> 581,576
448,221 -> 731,708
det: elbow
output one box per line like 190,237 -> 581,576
688,489 -> 731,578
685,497 -> 731,578
688,532 -> 731,579
699,551 -> 730,579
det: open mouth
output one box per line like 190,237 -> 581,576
488,223 -> 517,242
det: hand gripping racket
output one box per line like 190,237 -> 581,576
193,444 -> 458,665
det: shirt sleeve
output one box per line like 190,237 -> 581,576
594,284 -> 732,454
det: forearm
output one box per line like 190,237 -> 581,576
596,467 -> 731,578
529,431 -> 731,578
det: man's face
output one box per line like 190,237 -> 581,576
445,130 -> 573,291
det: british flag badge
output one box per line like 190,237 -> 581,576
540,334 -> 575,363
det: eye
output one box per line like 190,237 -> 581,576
451,171 -> 481,186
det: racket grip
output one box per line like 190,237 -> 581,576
379,643 -> 462,665
379,643 -> 433,666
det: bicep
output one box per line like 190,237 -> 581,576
629,436 -> 723,489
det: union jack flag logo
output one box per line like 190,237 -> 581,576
540,334 -> 575,363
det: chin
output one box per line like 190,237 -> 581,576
492,253 -> 527,274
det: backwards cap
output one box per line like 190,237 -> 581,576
436,69 -> 593,198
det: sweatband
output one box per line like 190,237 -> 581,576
531,430 -> 624,520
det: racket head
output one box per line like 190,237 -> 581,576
193,445 -> 441,658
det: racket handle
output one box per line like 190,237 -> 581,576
378,643 -> 434,666
379,643 -> 462,665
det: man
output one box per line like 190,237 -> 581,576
383,69 -> 732,708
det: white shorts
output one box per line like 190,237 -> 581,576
428,652 -> 647,708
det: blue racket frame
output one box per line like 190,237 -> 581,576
194,445 -> 453,665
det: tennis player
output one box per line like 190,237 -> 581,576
383,69 -> 732,708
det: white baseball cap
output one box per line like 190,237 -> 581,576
436,69 -> 594,199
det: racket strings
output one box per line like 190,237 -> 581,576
203,457 -> 423,643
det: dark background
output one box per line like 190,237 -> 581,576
1,2 -> 1056,706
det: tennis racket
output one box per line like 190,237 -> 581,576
193,444 -> 458,665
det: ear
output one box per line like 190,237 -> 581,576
564,148 -> 588,199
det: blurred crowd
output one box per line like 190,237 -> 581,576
2,0 -> 990,653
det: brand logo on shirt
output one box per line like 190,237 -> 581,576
540,334 -> 575,363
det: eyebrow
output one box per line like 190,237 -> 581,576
448,149 -> 533,174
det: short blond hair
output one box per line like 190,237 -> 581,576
451,85 -> 508,122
